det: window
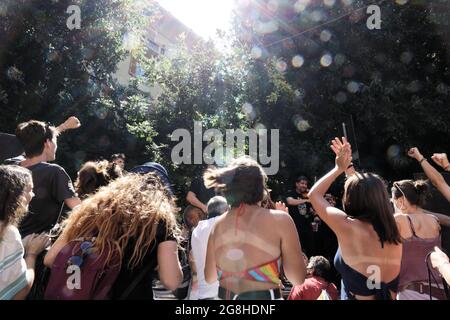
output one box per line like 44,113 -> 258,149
146,38 -> 160,54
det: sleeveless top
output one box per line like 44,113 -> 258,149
334,247 -> 400,300
217,256 -> 282,285
398,215 -> 442,289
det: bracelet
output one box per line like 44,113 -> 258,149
419,158 -> 427,164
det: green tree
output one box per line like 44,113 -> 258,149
0,0 -> 154,174
232,0 -> 450,184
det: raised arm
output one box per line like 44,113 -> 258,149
431,153 -> 450,172
308,137 -> 352,233
407,148 -> 450,202
56,116 -> 81,135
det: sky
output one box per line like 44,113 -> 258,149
157,0 -> 236,40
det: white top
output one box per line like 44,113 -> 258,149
190,217 -> 219,299
0,224 -> 27,300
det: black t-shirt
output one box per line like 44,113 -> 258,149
111,220 -> 176,300
286,190 -> 315,230
5,161 -> 76,237
189,177 -> 215,205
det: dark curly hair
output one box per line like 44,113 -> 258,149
0,165 -> 32,239
75,160 -> 122,199
307,256 -> 333,282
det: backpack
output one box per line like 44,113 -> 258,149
44,239 -> 120,300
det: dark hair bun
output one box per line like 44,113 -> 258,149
414,180 -> 429,195
414,180 -> 429,206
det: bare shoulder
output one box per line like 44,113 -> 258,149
394,212 -> 408,222
268,208 -> 294,224
209,213 -> 227,234
423,213 -> 441,229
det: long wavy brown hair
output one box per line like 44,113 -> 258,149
61,173 -> 181,269
0,165 -> 32,239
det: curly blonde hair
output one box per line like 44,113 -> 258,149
61,173 -> 181,269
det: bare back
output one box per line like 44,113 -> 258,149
395,212 -> 441,240
337,218 -> 403,299
210,204 -> 303,293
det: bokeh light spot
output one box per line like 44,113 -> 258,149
251,46 -> 262,59
292,55 -> 304,68
276,60 -> 288,72
320,30 -> 332,42
347,81 -> 360,93
320,54 -> 333,67
400,51 -> 413,64
294,0 -> 310,13
335,91 -> 347,104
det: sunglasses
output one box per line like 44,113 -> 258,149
67,240 -> 93,267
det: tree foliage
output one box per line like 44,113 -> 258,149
232,0 -> 450,186
1,0 -> 449,203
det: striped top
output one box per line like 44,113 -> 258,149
217,256 -> 282,285
0,224 -> 28,300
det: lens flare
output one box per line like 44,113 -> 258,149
320,30 -> 332,42
251,46 -> 262,59
320,54 -> 333,67
292,55 -> 304,68
276,60 -> 288,72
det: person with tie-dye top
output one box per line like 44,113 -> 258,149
204,157 -> 306,300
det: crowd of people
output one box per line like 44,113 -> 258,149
1,118 -> 450,300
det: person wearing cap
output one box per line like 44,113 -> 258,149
130,162 -> 174,198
